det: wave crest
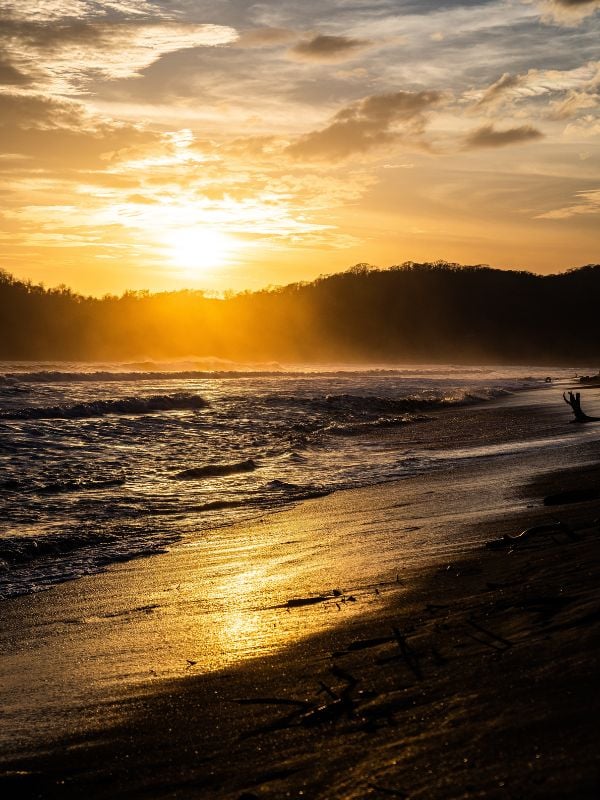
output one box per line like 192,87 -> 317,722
0,530 -> 119,566
0,392 -> 208,420
1,475 -> 125,494
325,415 -> 429,436
173,459 -> 257,480
261,387 -> 514,419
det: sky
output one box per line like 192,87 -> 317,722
0,0 -> 598,295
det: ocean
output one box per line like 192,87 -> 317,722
0,362 -> 580,600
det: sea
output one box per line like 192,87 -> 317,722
0,361 -> 582,601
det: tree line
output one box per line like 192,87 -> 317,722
1,261 -> 599,364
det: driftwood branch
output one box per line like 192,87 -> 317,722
563,391 -> 600,423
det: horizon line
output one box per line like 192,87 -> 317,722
3,259 -> 599,301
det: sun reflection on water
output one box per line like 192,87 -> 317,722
215,567 -> 280,660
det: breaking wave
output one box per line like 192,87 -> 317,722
322,388 -> 513,412
1,475 -> 126,495
264,479 -> 330,500
0,530 -> 121,566
0,392 -> 208,420
0,368 -> 544,384
325,415 -> 429,436
259,387 -> 514,419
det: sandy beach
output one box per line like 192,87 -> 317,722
1,387 -> 599,799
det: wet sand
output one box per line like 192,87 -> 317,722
1,388 -> 599,798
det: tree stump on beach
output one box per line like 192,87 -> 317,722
563,391 -> 600,423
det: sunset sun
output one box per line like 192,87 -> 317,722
166,228 -> 233,274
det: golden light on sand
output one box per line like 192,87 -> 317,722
166,228 -> 234,275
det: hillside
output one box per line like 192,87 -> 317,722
1,262 -> 599,363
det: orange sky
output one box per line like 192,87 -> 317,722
0,0 -> 598,295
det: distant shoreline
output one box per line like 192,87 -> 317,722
2,263 -> 600,363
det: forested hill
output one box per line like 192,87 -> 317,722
1,262 -> 599,364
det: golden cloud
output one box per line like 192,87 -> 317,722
536,0 -> 600,24
536,188 -> 600,217
286,90 -> 444,160
0,19 -> 238,93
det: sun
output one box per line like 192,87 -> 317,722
166,228 -> 233,274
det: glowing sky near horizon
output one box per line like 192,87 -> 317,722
0,0 -> 598,294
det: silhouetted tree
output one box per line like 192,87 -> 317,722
0,263 -> 599,363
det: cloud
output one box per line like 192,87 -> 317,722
286,90 -> 444,160
476,73 -> 525,107
223,136 -> 283,158
0,91 -> 88,130
563,113 -> 600,138
549,89 -> 598,118
289,34 -> 371,62
0,1 -> 162,22
536,188 -> 600,217
0,59 -> 30,86
530,62 -> 600,96
464,124 -> 544,148
0,19 -> 238,93
235,27 -> 295,47
551,0 -> 600,6
0,90 -> 156,169
0,132 -> 371,260
536,0 -> 600,24
467,61 -> 600,117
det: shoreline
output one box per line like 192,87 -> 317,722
2,377 -> 570,605
3,381 -> 595,604
1,392 -> 599,798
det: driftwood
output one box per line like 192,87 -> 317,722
486,521 -> 575,549
563,391 -> 600,423
504,521 -> 574,542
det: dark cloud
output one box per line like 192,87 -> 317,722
0,18 -> 116,50
0,59 -> 30,86
287,90 -> 444,160
0,92 -> 86,130
0,91 -> 155,168
552,1 -> 598,6
464,124 -> 544,148
289,34 -> 371,62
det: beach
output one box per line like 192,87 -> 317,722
1,383 -> 599,798
2,0 -> 598,791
